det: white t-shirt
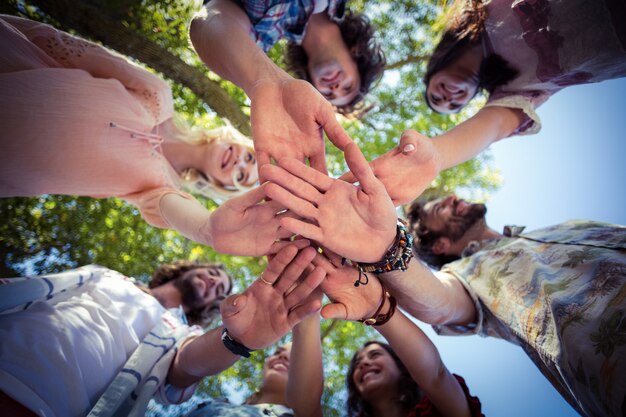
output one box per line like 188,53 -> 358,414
0,272 -> 165,417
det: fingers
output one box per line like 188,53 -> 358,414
220,293 -> 247,319
279,217 -> 323,242
399,129 -> 420,154
343,142 -> 382,195
284,265 -> 325,308
320,302 -> 348,320
337,170 -> 357,184
256,150 -> 272,183
261,245 -> 299,285
279,158 -> 334,192
287,298 -> 323,326
266,183 -> 318,220
273,246 -> 317,293
312,252 -> 334,271
308,151 -> 328,176
316,105 -> 354,151
228,182 -> 268,211
267,238 -> 310,255
262,164 -> 324,204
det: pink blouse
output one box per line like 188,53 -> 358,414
0,15 -> 193,228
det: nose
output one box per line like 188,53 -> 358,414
443,195 -> 456,207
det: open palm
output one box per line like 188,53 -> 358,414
249,78 -> 353,182
263,143 -> 397,263
220,246 -> 325,350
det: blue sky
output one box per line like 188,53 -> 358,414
417,77 -> 626,416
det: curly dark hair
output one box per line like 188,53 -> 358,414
423,0 -> 518,113
347,341 -> 423,417
405,200 -> 461,270
149,260 -> 233,327
285,10 -> 386,116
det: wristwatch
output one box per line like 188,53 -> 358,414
221,327 -> 254,358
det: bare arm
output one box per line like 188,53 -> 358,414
286,314 -> 324,417
379,260 -> 477,326
189,0 -> 353,179
338,106 -> 525,206
189,0 -> 289,93
433,106 -> 526,170
167,245 -> 325,388
376,309 -> 472,417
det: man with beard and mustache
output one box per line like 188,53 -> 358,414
382,194 -> 626,417
0,245 -> 325,417
257,147 -> 626,416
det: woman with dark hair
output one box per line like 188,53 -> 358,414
342,0 -> 626,206
314,252 -> 484,417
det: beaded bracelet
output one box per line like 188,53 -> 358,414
357,219 -> 414,275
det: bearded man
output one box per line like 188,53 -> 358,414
380,195 -> 626,417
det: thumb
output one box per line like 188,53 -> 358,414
320,302 -> 348,320
338,170 -> 357,184
399,129 -> 420,154
220,293 -> 248,319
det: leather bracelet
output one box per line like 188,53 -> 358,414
221,328 -> 254,358
358,283 -> 397,326
357,219 -> 414,275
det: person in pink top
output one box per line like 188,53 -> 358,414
0,15 -> 294,257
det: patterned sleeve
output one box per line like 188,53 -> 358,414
2,14 -> 173,123
431,268 -> 485,337
483,89 -> 553,136
122,187 -> 196,229
154,326 -> 205,405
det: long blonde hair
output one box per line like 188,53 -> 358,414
171,115 -> 257,204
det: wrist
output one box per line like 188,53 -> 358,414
244,58 -> 291,97
358,219 -> 414,275
221,327 -> 254,358
358,282 -> 397,326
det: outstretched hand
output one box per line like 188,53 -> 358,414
220,245 -> 325,350
262,142 -> 397,263
207,184 -> 307,257
339,130 -> 441,206
248,78 -> 353,182
313,250 -> 383,321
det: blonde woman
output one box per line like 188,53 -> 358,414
0,15 -> 290,256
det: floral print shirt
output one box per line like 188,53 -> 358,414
482,0 -> 626,135
237,0 -> 346,52
436,220 -> 626,417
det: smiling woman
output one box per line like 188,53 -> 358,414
0,15 -> 282,256
161,119 -> 258,204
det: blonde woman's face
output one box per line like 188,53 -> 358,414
203,141 -> 258,187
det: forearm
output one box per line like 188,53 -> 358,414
286,314 -> 324,417
376,310 -> 471,417
433,106 -> 525,170
159,193 -> 214,246
189,0 -> 290,94
167,326 -> 239,388
379,261 -> 476,326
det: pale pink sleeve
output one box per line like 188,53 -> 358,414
2,15 -> 173,123
122,188 -> 196,229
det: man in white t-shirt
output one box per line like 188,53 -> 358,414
0,244 -> 324,417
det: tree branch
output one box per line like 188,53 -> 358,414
386,54 -> 430,70
25,0 -> 251,136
